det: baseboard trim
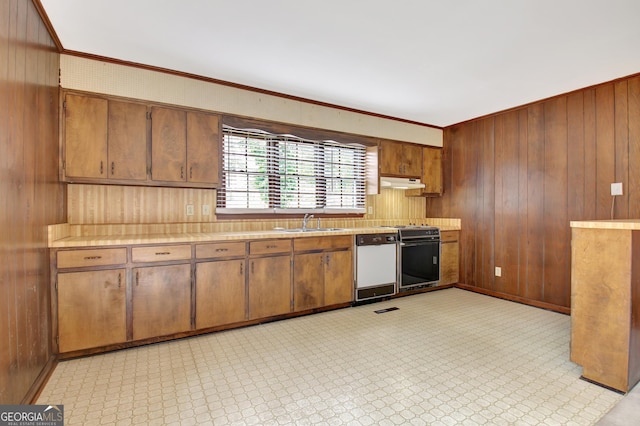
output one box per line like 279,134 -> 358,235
454,283 -> 571,315
22,355 -> 58,404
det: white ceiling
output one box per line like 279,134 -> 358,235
40,0 -> 640,127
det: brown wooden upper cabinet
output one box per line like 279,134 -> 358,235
379,140 -> 423,178
406,146 -> 443,197
63,93 -> 147,181
62,92 -> 221,188
151,107 -> 220,186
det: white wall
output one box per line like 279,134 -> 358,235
59,54 -> 443,147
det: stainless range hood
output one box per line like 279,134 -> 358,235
380,177 -> 425,190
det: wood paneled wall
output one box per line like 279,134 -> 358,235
428,74 -> 640,310
66,184 -> 426,228
0,0 -> 64,403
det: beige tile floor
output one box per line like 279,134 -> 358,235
39,288 -> 628,425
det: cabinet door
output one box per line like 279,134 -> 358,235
57,269 -> 126,352
440,241 -> 459,285
196,259 -> 246,328
64,94 -> 108,179
293,252 -> 324,311
402,144 -> 423,177
248,256 -> 291,320
151,106 -> 187,182
108,100 -> 148,180
379,140 -> 404,176
132,264 -> 191,340
422,147 -> 443,195
324,250 -> 354,305
187,111 -> 220,185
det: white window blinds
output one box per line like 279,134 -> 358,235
216,126 -> 366,214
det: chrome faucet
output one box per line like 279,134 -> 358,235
302,213 -> 314,231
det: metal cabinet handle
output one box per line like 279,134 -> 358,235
136,271 -> 139,286
118,273 -> 121,288
180,166 -> 184,179
100,161 -> 104,175
111,161 -> 115,175
155,252 -> 171,255
189,166 -> 193,179
240,262 -> 243,275
83,256 -> 102,260
215,248 -> 228,252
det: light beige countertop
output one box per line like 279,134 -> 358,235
570,219 -> 640,230
48,224 -> 461,248
48,227 -> 384,248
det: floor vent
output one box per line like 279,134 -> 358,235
374,307 -> 399,314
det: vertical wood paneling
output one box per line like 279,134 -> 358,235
480,118 -> 495,290
516,109 -> 528,298
500,110 -> 520,296
462,121 -> 479,286
0,0 -> 11,402
493,115 -> 504,293
614,81 -> 629,218
583,89 -> 598,219
629,77 -> 640,218
0,0 -> 63,403
434,74 -> 640,310
542,97 -> 568,307
526,103 -> 544,301
567,92 -> 585,222
470,121 -> 484,287
595,84 -> 615,219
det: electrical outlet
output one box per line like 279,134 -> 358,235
186,204 -> 194,216
495,267 -> 502,277
202,204 -> 211,215
611,182 -> 623,196
367,206 -> 373,214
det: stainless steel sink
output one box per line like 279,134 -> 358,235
277,227 -> 344,233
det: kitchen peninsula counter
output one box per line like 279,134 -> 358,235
570,220 -> 640,393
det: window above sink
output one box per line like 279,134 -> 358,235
216,126 -> 367,216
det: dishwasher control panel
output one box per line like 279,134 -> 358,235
356,233 -> 397,246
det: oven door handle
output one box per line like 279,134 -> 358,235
399,241 -> 438,247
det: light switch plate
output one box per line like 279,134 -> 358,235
495,267 -> 502,277
611,182 -> 623,196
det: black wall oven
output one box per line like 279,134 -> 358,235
397,226 -> 440,291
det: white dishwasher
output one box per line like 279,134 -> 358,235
354,233 -> 398,301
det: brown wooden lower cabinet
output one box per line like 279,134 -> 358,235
57,269 -> 127,352
294,252 -> 325,311
132,263 -> 192,340
53,234 -> 356,356
323,250 -> 353,305
440,231 -> 460,285
293,236 -> 353,311
195,259 -> 246,328
248,255 -> 292,320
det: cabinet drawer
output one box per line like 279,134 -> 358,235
57,248 -> 127,268
294,235 -> 353,252
249,239 -> 291,256
132,244 -> 191,262
196,242 -> 246,259
440,231 -> 459,242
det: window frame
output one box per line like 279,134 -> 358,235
216,124 -> 368,218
